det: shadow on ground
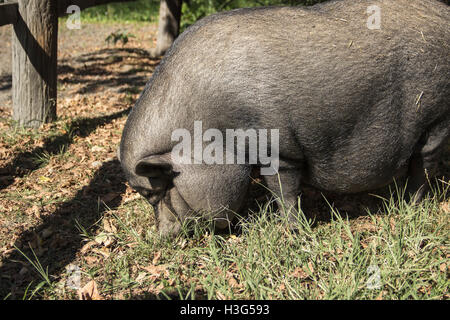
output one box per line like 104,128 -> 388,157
0,107 -> 131,191
0,108 -> 130,299
58,47 -> 160,96
0,159 -> 126,299
240,150 -> 449,231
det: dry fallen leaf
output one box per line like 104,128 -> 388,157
440,201 -> 449,214
226,271 -> 241,288
152,251 -> 161,265
92,247 -> 110,259
135,272 -> 147,284
91,146 -> 104,153
216,291 -> 227,300
94,232 -> 115,247
80,241 -> 96,254
123,193 -> 141,204
141,264 -> 168,279
291,267 -> 308,280
61,162 -> 75,170
375,291 -> 383,300
103,218 -> 117,233
84,256 -> 100,266
38,176 -> 51,183
25,205 -> 40,218
78,280 -> 104,300
307,261 -> 315,274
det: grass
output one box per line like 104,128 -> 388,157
26,181 -> 449,300
62,0 -> 326,27
14,245 -> 55,299
76,1 -> 161,23
1,7 -> 448,299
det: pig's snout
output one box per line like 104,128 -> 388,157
134,186 -> 165,205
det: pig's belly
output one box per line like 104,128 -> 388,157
302,158 -> 410,194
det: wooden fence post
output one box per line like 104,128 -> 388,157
151,0 -> 182,57
12,0 -> 58,128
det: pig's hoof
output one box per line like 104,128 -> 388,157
405,186 -> 427,205
158,220 -> 182,238
213,216 -> 233,230
278,209 -> 305,233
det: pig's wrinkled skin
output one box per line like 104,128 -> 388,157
119,0 -> 450,237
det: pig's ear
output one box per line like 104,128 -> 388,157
135,156 -> 173,178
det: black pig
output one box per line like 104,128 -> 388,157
120,0 -> 449,237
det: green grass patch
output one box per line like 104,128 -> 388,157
60,0 -> 326,26
51,183 -> 449,300
76,1 -> 161,23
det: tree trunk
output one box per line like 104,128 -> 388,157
12,0 -> 58,128
151,0 -> 182,57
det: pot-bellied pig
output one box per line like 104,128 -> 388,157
119,0 -> 449,237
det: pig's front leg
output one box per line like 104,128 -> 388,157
156,187 -> 190,237
264,167 -> 301,224
406,119 -> 449,204
406,153 -> 429,204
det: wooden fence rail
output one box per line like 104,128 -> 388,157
0,0 -> 137,127
0,2 -> 18,26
